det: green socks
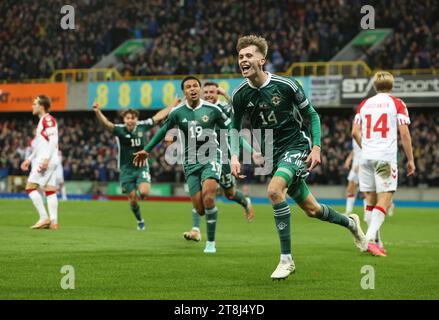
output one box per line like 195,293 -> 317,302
192,208 -> 201,229
317,204 -> 350,228
130,203 -> 142,222
230,190 -> 248,208
205,207 -> 218,242
273,201 -> 291,254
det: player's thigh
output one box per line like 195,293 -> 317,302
374,161 -> 398,194
359,160 -> 376,193
137,183 -> 150,196
287,178 -> 310,204
120,170 -> 137,194
219,163 -> 235,191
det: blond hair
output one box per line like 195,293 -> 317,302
236,35 -> 268,58
373,71 -> 394,93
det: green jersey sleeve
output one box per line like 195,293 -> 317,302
137,118 -> 155,131
144,113 -> 175,152
214,106 -> 232,130
112,124 -> 126,137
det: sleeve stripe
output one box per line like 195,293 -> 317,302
271,78 -> 298,92
298,99 -> 309,109
271,75 -> 299,90
224,119 -> 231,126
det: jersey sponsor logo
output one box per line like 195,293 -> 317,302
271,95 -> 281,106
246,102 -> 254,108
182,118 -> 188,123
125,134 -> 131,138
202,115 -> 209,123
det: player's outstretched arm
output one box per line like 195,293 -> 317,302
343,151 -> 353,170
399,124 -> 416,176
300,105 -> 321,171
351,123 -> 362,148
152,96 -> 181,123
217,87 -> 231,104
133,119 -> 172,167
93,101 -> 114,132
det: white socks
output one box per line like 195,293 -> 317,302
281,254 -> 293,263
27,189 -> 48,221
366,206 -> 386,242
364,205 -> 374,226
345,194 -> 355,214
46,192 -> 58,224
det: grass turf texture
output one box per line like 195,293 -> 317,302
0,199 -> 438,300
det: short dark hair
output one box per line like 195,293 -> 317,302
36,95 -> 51,112
121,109 -> 139,118
203,81 -> 219,88
181,76 -> 201,90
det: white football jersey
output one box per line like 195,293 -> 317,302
354,93 -> 410,162
32,113 -> 59,165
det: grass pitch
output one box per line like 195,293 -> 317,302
0,199 -> 438,300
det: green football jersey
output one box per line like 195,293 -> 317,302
113,118 -> 154,169
231,72 -> 317,161
144,99 -> 231,175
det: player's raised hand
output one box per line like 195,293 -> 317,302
406,160 -> 416,177
231,155 -> 246,179
92,101 -> 100,112
20,159 -> 31,172
305,145 -> 321,171
133,150 -> 149,167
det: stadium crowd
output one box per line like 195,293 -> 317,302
1,111 -> 438,188
1,0 -> 437,81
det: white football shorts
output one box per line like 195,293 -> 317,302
359,159 -> 398,193
28,163 -> 58,187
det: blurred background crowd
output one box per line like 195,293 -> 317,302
1,111 -> 438,187
1,0 -> 438,80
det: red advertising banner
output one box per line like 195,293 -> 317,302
0,83 -> 67,112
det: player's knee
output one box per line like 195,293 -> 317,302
202,192 -> 216,208
139,191 -> 149,199
267,187 -> 283,203
224,190 -> 235,200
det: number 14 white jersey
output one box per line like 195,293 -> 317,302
354,93 -> 410,163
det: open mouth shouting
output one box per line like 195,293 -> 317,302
240,63 -> 251,75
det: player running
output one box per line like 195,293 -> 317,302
182,81 -> 256,242
352,71 -> 415,257
343,139 -> 362,215
133,76 -> 231,254
20,95 -> 60,230
230,35 -> 367,280
93,101 -> 176,230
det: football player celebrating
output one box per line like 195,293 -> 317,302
352,71 -> 415,256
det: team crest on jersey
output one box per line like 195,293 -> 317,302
272,95 -> 281,106
202,115 -> 209,123
137,132 -> 143,138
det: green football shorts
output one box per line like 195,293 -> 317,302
120,166 -> 151,194
273,149 -> 310,203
